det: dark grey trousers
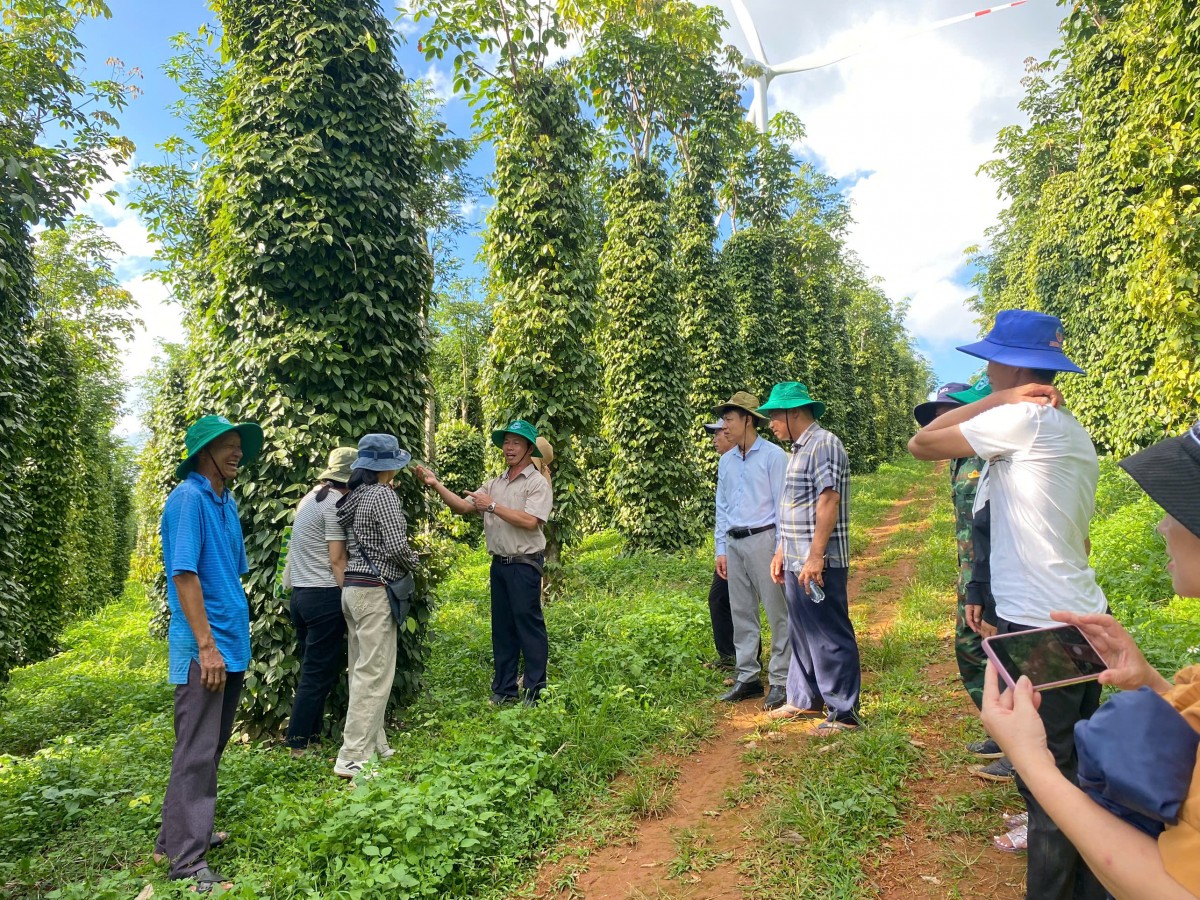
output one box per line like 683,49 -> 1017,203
155,659 -> 244,879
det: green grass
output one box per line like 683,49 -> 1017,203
668,826 -> 730,879
0,457 -> 938,899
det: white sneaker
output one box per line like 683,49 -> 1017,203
333,759 -> 364,779
377,746 -> 395,760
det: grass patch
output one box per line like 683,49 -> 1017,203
616,762 -> 680,819
668,826 -> 730,879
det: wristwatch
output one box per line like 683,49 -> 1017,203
485,501 -> 497,513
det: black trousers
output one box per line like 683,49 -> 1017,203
285,586 -> 347,749
997,618 -> 1105,900
708,569 -> 736,661
155,660 -> 244,879
490,559 -> 548,699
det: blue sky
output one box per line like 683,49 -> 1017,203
71,1 -> 1066,432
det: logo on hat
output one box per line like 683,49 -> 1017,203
1049,328 -> 1064,350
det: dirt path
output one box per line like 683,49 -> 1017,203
533,475 -> 979,900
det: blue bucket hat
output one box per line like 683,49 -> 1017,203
351,433 -> 412,472
956,309 -> 1084,374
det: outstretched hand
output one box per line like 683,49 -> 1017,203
412,464 -> 439,488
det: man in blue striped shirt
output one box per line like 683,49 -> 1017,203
714,391 -> 791,710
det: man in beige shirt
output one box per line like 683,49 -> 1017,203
415,419 -> 553,704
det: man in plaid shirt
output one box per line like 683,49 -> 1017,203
759,383 -> 862,732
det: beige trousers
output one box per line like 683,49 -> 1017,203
337,585 -> 396,764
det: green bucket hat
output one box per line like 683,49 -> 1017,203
712,391 -> 767,423
176,415 -> 264,479
947,369 -> 993,405
756,382 -> 826,420
491,419 -> 543,457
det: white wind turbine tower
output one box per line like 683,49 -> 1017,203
729,0 -> 1034,132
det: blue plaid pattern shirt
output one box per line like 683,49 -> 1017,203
778,422 -> 851,571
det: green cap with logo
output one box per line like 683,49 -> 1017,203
947,369 -> 994,405
755,382 -> 827,420
491,419 -> 543,457
176,415 -> 264,479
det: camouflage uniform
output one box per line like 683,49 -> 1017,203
951,455 -> 986,707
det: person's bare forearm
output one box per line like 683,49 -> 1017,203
328,541 -> 347,588
174,572 -> 215,649
1019,760 -> 1194,900
810,491 -> 839,559
920,395 -> 1004,432
431,479 -> 477,516
491,504 -> 540,531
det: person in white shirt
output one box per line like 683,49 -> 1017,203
909,309 -> 1107,900
713,391 -> 791,711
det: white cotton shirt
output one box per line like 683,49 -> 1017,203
959,403 -> 1107,628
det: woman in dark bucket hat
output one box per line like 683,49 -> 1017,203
982,421 -> 1200,899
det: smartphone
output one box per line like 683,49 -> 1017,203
983,625 -> 1108,691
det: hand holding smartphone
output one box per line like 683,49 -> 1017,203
983,624 -> 1108,691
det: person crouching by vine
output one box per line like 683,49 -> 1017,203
415,419 -> 553,706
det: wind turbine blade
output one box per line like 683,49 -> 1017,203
729,0 -> 770,65
770,0 -> 1030,74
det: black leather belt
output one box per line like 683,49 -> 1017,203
726,524 -> 775,540
490,552 -> 545,576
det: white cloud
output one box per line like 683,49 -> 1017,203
75,161 -> 158,262
709,0 -> 1063,354
64,158 -> 185,435
421,63 -> 456,102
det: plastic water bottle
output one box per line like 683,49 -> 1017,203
809,581 -> 825,604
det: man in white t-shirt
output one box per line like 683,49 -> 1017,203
909,309 -> 1106,900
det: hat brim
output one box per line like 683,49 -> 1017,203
702,424 -> 724,434
711,403 -> 768,423
491,429 -> 543,457
1119,434 -> 1200,539
175,422 -> 264,479
350,448 -> 412,472
913,400 -> 962,427
755,400 -> 827,419
947,387 -> 990,405
955,338 -> 1085,374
